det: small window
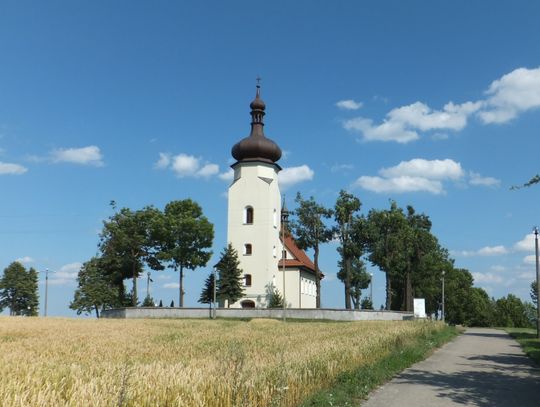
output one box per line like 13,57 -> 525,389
244,274 -> 252,287
245,207 -> 254,224
282,250 -> 287,259
244,244 -> 252,255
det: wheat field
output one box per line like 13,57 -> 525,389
0,317 -> 443,406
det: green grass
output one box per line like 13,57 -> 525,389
300,324 -> 459,407
505,327 -> 540,365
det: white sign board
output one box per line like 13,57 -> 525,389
413,298 -> 426,318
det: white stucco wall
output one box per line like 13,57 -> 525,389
227,160 -> 282,308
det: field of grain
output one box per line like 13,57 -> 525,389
0,317 -> 443,406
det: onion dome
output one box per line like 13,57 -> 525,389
232,82 -> 282,164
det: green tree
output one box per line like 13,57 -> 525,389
338,257 -> 371,309
141,295 -> 155,307
0,261 -> 39,316
365,202 -> 408,310
99,204 -> 164,306
70,257 -> 120,318
266,283 -> 283,308
158,199 -> 214,307
199,272 -> 216,309
493,294 -> 532,328
216,244 -> 244,308
334,190 -> 363,309
290,193 -> 334,308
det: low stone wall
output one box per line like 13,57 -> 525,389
101,307 -> 414,321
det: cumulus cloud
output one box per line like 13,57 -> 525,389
523,255 -> 536,265
278,165 -> 314,189
49,262 -> 82,285
341,66 -> 540,143
331,164 -> 354,173
336,99 -> 363,110
478,67 -> 540,124
156,153 -> 221,179
343,101 -> 481,143
379,158 -> 464,180
218,169 -> 234,182
457,245 -> 508,257
51,146 -> 104,166
0,161 -> 28,175
163,282 -> 180,289
514,233 -> 535,252
354,176 -> 444,194
468,172 -> 500,187
16,256 -> 34,264
472,272 -> 504,284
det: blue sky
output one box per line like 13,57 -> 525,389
1,1 -> 539,316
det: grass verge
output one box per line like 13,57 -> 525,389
505,328 -> 540,365
300,324 -> 459,407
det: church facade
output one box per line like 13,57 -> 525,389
225,84 -> 319,309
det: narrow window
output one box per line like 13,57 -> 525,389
244,244 -> 252,255
244,274 -> 252,287
282,249 -> 287,259
245,206 -> 254,224
273,209 -> 277,228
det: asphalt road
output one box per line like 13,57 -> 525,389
362,328 -> 540,407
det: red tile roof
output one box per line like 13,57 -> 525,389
278,234 -> 323,278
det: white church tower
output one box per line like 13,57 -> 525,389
226,83 -> 318,309
226,83 -> 283,308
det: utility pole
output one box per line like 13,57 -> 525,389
370,273 -> 373,304
41,268 -> 53,317
281,197 -> 289,322
146,271 -> 151,299
534,227 -> 540,338
441,270 -> 445,323
213,267 -> 217,319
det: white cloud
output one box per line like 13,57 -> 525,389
154,153 -> 171,169
380,158 -> 464,180
158,153 -> 221,179
218,169 -> 234,181
490,265 -> 507,272
336,99 -> 363,110
0,161 -> 28,175
523,255 -> 536,265
163,282 -> 180,289
514,233 -> 535,252
354,175 -> 444,194
479,67 -> 540,124
472,272 -> 504,284
16,256 -> 34,264
278,165 -> 314,189
469,172 -> 500,187
457,245 -> 508,257
343,101 -> 481,143
518,271 -> 535,280
51,146 -> 104,166
49,262 -> 82,285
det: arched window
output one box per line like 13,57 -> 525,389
244,244 -> 252,255
245,206 -> 254,224
244,274 -> 252,287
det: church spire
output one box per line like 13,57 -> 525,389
231,80 -> 282,164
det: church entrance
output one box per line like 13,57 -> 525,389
240,300 -> 255,308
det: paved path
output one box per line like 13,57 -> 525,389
362,328 -> 540,407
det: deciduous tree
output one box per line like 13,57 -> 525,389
290,192 -> 333,308
0,261 -> 39,316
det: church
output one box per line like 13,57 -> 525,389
225,83 -> 319,309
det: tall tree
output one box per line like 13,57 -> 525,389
216,244 -> 244,308
365,202 -> 408,310
70,257 -> 119,318
531,280 -> 538,307
0,261 -> 39,316
99,204 -> 163,306
158,199 -> 214,307
334,190 -> 363,309
338,257 -> 371,309
290,192 -> 333,308
199,272 -> 216,309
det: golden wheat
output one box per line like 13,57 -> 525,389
0,317 -> 442,406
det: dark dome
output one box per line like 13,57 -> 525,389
232,134 -> 282,163
231,84 -> 282,163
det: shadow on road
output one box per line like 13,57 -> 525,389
397,353 -> 540,407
